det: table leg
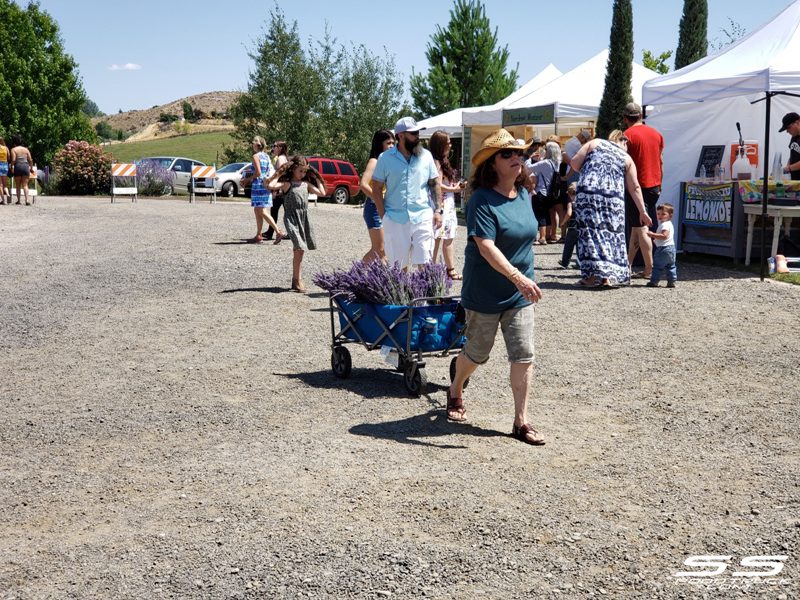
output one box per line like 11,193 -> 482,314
746,213 -> 756,266
783,217 -> 793,247
773,216 -> 784,257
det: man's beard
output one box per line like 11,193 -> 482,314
404,138 -> 422,155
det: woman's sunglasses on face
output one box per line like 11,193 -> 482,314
498,149 -> 524,159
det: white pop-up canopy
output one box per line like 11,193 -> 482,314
498,49 -> 658,126
417,64 -> 562,137
457,63 -> 563,128
643,0 -> 800,258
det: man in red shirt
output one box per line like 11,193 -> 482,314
623,102 -> 664,278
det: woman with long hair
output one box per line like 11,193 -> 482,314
264,140 -> 289,240
269,156 -> 326,292
358,129 -> 395,263
428,131 -> 465,279
448,129 -> 545,446
10,134 -> 33,206
242,136 -> 284,244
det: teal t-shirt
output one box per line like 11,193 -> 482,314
461,187 -> 537,314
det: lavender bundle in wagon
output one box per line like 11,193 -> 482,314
313,260 -> 451,305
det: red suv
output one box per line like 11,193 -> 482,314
307,157 -> 360,204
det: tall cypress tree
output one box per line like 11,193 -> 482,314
596,0 -> 634,138
410,0 -> 518,118
674,0 -> 708,69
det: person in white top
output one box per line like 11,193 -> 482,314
645,203 -> 677,288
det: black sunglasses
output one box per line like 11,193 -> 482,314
498,149 -> 524,159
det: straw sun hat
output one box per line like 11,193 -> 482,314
472,129 -> 531,168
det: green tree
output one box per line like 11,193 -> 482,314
229,7 -> 321,161
308,32 -> 408,165
182,101 -> 196,122
228,6 -> 407,170
674,0 -> 708,69
94,121 -> 114,140
0,0 -> 94,164
642,49 -> 672,75
410,0 -> 518,118
82,98 -> 103,117
597,0 -> 634,138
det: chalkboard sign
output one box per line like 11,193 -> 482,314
694,145 -> 726,177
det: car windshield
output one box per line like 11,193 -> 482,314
218,163 -> 247,173
141,157 -> 172,168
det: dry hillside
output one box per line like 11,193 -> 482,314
91,91 -> 242,137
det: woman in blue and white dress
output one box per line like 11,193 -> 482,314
243,136 -> 284,244
569,130 -> 652,287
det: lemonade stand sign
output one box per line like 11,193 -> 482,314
683,182 -> 734,228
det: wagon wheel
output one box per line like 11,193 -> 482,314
449,356 -> 470,389
396,353 -> 407,373
404,361 -> 427,397
331,346 -> 352,378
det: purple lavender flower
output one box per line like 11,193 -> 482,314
313,261 -> 451,305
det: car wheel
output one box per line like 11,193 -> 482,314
333,186 -> 349,205
222,181 -> 236,197
162,184 -> 174,196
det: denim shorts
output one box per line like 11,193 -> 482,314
0,162 -> 7,176
363,199 -> 382,229
462,304 -> 535,364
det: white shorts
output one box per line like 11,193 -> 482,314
383,216 -> 434,268
436,208 -> 457,241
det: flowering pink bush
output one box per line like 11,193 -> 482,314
52,140 -> 112,195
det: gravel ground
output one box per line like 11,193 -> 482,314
0,196 -> 798,600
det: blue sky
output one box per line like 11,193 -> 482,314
25,0 -> 796,114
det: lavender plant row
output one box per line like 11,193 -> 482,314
313,261 -> 451,305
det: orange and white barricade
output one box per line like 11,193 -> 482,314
111,163 -> 137,203
189,164 -> 217,204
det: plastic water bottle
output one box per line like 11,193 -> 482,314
421,317 -> 439,351
699,165 -> 707,181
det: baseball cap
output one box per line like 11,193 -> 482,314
779,112 -> 800,132
394,117 -> 425,134
623,102 -> 642,117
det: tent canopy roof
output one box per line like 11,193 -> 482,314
499,49 -> 658,122
417,64 -> 562,136
643,1 -> 800,105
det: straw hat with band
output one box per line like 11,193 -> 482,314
472,129 -> 532,168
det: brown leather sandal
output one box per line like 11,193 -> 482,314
511,423 -> 545,445
446,268 -> 463,281
446,388 -> 467,422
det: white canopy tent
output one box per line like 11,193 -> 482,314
498,49 -> 658,126
456,64 -> 563,128
643,0 -> 800,258
458,50 -> 657,177
417,64 -> 562,138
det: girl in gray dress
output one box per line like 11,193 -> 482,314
269,156 -> 326,293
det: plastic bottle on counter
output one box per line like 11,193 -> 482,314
699,165 -> 707,181
732,148 -> 752,180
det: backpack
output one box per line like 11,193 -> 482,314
545,160 -> 561,201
